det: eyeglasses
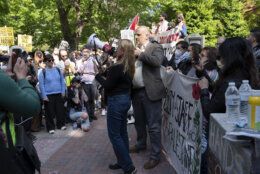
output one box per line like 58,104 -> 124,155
46,59 -> 54,62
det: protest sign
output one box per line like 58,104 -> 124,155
161,69 -> 202,174
0,27 -> 14,46
18,34 -> 33,52
154,28 -> 180,60
120,30 -> 135,45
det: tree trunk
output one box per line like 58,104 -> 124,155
56,1 -> 77,51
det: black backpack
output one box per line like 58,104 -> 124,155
42,67 -> 62,79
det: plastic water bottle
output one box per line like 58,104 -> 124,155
238,80 -> 251,121
225,82 -> 240,123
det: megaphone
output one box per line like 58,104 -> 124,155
86,33 -> 115,55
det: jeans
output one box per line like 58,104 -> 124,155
82,84 -> 96,119
69,108 -> 90,129
107,93 -> 133,172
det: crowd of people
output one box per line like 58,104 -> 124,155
0,10 -> 260,174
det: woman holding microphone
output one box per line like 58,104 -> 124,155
95,39 -> 136,174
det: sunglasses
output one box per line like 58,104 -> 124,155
61,55 -> 68,58
45,59 -> 54,63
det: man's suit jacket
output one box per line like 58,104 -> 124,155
138,42 -> 166,101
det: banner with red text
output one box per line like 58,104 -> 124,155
154,28 -> 180,60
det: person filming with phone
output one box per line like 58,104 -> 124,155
0,51 -> 41,173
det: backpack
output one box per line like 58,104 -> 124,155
42,67 -> 61,79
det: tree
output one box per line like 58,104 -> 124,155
178,0 -> 222,46
243,0 -> 260,30
213,0 -> 249,39
153,0 -> 250,46
0,0 -> 256,51
0,0 -> 62,50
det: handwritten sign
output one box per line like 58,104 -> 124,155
161,69 -> 202,174
120,30 -> 135,45
0,27 -> 14,46
154,28 -> 180,60
18,34 -> 33,52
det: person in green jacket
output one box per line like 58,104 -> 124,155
0,56 -> 41,145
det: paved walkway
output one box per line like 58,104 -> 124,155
33,111 -> 176,174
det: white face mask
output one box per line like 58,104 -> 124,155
217,60 -> 224,69
175,49 -> 183,57
83,53 -> 90,58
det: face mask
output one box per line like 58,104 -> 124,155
159,19 -> 163,22
177,17 -> 182,23
175,49 -> 183,57
152,26 -> 157,31
185,51 -> 190,57
54,50 -> 59,55
83,53 -> 89,58
217,60 -> 224,69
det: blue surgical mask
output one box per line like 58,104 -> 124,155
175,49 -> 183,57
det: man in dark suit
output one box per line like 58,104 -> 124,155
130,26 -> 166,169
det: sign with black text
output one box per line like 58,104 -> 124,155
161,69 -> 202,174
0,27 -> 14,46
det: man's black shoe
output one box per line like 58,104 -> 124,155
108,163 -> 121,170
92,115 -> 98,120
124,166 -> 137,174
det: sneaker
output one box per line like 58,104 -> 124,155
49,130 -> 55,134
127,115 -> 135,124
124,166 -> 137,174
61,126 -> 67,130
101,109 -> 106,116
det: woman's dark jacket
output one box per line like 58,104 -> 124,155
200,70 -> 247,121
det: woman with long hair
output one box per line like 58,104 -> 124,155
198,37 -> 259,174
176,13 -> 187,38
95,39 -> 136,174
199,37 -> 259,120
196,47 -> 219,88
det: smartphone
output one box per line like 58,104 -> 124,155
9,46 -> 27,72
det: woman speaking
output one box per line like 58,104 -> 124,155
95,39 -> 136,174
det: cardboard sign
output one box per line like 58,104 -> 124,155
120,30 -> 135,45
18,34 -> 33,52
0,27 -> 14,46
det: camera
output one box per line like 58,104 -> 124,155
10,46 -> 28,72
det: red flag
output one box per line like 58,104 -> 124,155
129,13 -> 139,31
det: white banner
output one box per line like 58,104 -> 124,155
154,28 -> 180,60
161,68 -> 202,174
